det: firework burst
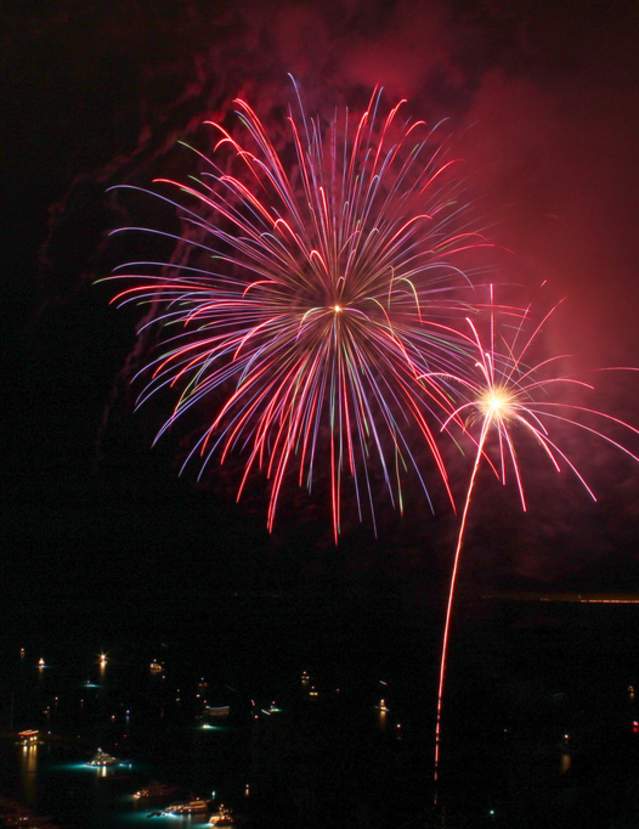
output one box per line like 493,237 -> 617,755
427,289 -> 639,789
100,80 -> 494,541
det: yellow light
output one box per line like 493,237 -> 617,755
479,387 -> 513,418
332,304 -> 342,313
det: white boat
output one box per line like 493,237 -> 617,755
203,704 -> 230,719
17,729 -> 39,746
132,782 -> 178,800
164,799 -> 209,815
88,748 -> 118,767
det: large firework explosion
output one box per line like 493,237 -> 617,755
101,79 -> 494,542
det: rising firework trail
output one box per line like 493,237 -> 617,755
100,79 -> 494,542
427,289 -> 639,795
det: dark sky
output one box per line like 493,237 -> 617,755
4,0 -> 639,615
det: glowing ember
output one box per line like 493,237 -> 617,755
478,387 -> 513,419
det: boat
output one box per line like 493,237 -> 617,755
209,803 -> 235,825
17,729 -> 39,746
87,748 -> 118,767
164,799 -> 209,815
203,704 -> 230,719
133,783 -> 179,800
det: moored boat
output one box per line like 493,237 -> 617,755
133,783 -> 179,800
87,748 -> 118,767
17,729 -> 39,746
209,803 -> 235,825
164,798 -> 209,815
203,704 -> 230,719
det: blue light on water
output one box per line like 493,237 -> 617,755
119,813 -> 177,825
119,813 -> 208,825
50,762 -> 103,774
50,760 -> 138,774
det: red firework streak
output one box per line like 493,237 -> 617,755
426,287 -> 639,798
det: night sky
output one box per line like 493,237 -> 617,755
5,0 -> 639,621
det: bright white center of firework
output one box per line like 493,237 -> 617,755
332,304 -> 343,314
480,387 -> 512,418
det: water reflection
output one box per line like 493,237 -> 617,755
559,752 -> 572,774
19,743 -> 38,804
376,698 -> 389,732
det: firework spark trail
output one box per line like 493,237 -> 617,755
99,80 -> 495,541
433,418 -> 489,794
427,290 -> 639,797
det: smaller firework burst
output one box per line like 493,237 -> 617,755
427,288 -> 639,791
